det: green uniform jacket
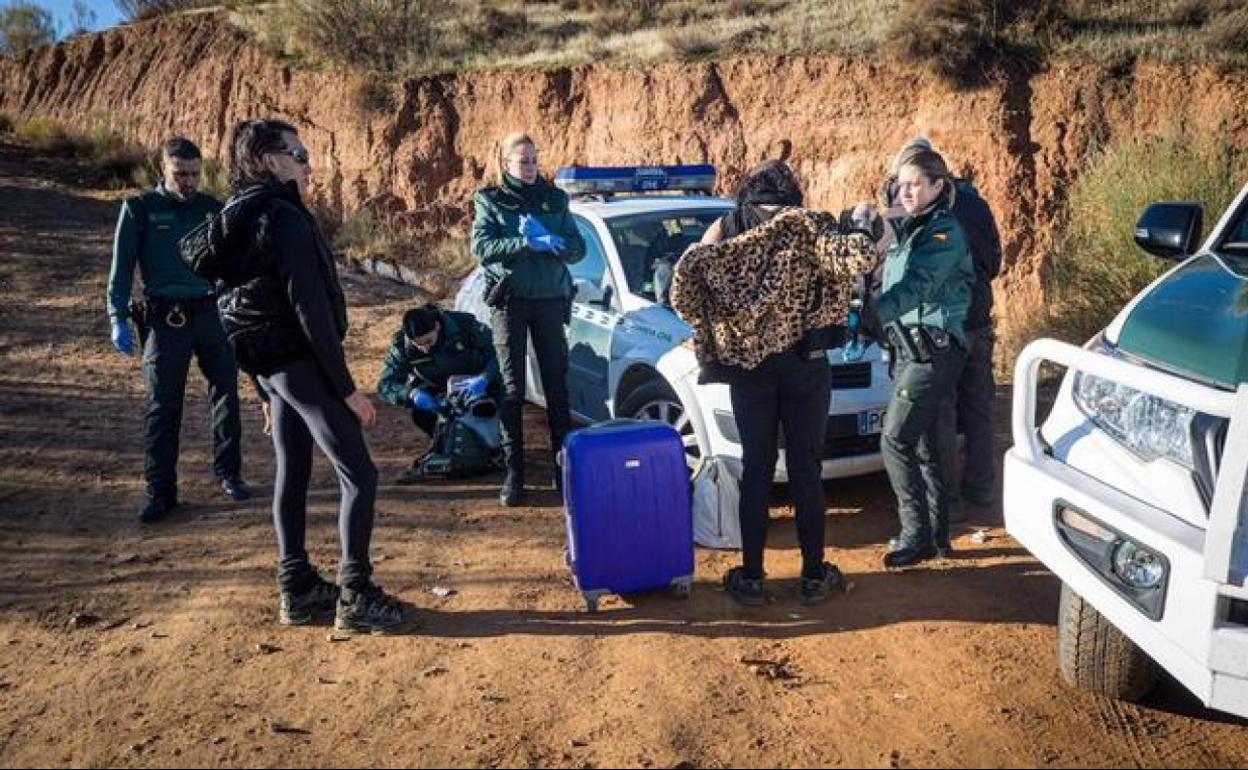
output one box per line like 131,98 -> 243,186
376,310 -> 502,406
876,201 -> 975,347
470,176 -> 586,300
107,184 -> 223,321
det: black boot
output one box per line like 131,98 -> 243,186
499,468 -> 524,507
551,450 -> 564,495
137,493 -> 177,524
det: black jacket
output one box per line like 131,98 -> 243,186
205,181 -> 355,398
951,180 -> 1003,332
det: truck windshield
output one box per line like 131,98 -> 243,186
605,209 -> 730,300
1217,196 -> 1248,256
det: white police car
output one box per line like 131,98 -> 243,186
455,165 -> 892,482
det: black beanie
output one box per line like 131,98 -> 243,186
403,305 -> 441,340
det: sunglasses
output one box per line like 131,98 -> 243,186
273,147 -> 311,165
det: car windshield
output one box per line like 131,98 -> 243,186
605,209 -> 730,300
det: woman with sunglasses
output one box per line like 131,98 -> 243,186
471,131 -> 585,506
210,119 -> 406,634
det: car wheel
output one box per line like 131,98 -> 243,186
1057,582 -> 1159,702
619,379 -> 702,472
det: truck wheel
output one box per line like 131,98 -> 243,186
619,379 -> 701,472
1057,583 -> 1159,702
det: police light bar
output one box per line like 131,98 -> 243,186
554,164 -> 716,196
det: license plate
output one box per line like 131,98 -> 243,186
858,407 -> 886,435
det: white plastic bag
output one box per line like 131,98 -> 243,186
692,455 -> 743,550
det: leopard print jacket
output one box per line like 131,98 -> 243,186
670,208 -> 878,371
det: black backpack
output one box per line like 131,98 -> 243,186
414,391 -> 503,479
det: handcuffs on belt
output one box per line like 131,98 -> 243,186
164,303 -> 187,329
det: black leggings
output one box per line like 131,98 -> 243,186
260,358 -> 378,593
729,352 -> 832,580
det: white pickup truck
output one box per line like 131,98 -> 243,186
1005,180 -> 1248,717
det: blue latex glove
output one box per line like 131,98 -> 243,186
455,374 -> 489,399
842,308 -> 865,362
110,320 -> 134,357
409,388 -> 439,412
518,214 -> 551,239
525,233 -> 566,253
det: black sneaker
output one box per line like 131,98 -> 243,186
883,543 -> 939,569
220,477 -> 252,502
723,567 -> 767,607
279,573 -> 340,626
395,466 -> 428,485
335,584 -> 407,635
137,495 -> 177,524
799,562 -> 845,606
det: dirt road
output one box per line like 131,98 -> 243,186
1,140 -> 1245,768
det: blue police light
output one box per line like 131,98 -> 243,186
554,164 -> 716,197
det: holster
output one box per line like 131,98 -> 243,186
885,321 -> 927,364
129,299 -> 150,349
483,271 -> 511,310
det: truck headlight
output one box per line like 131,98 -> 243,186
1112,541 -> 1166,590
1071,343 -> 1196,468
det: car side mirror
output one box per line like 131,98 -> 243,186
597,284 -> 615,310
1134,202 -> 1203,260
573,277 -> 605,304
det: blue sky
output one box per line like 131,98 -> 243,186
25,1 -> 126,33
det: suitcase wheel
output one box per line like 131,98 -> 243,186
668,579 -> 692,600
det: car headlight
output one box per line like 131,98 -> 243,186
1071,337 -> 1196,469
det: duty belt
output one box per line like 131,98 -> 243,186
148,294 -> 217,328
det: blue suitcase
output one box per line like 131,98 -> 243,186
561,420 -> 694,612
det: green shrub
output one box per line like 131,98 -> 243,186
0,1 -> 56,57
334,206 -> 403,261
15,114 -> 151,185
1044,129 -> 1246,346
15,117 -> 80,154
114,0 -> 225,21
886,0 -> 1067,87
1205,6 -> 1248,55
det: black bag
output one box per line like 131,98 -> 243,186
414,394 -> 503,479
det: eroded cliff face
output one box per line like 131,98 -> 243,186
4,14 -> 1248,334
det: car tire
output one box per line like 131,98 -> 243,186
618,378 -> 702,471
1057,582 -> 1159,702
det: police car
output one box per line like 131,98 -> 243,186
1005,181 -> 1248,717
455,165 -> 893,481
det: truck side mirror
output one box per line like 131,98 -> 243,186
1134,202 -> 1203,260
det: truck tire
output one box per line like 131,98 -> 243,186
1057,582 -> 1159,702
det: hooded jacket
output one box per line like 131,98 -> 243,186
183,180 -> 355,397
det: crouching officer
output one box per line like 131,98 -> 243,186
872,147 -> 974,569
377,304 -> 501,482
106,137 -> 250,523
